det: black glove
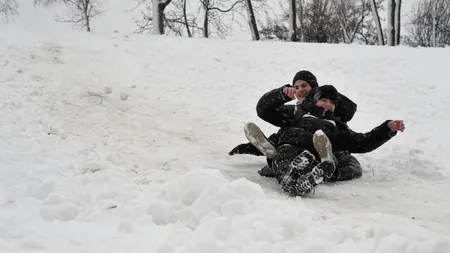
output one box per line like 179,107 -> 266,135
300,97 -> 334,120
258,165 -> 277,177
300,98 -> 314,112
228,142 -> 263,156
310,106 -> 334,120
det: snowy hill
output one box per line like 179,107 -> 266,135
2,15 -> 450,253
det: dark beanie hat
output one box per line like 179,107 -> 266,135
292,70 -> 318,88
310,85 -> 339,105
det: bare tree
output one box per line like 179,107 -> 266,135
394,0 -> 401,44
303,0 -> 340,43
199,0 -> 243,38
261,0 -> 385,45
152,0 -> 172,34
135,0 -> 269,40
1,0 -> 18,19
331,0 -> 351,43
331,0 -> 373,44
369,0 -> 384,45
34,0 -> 102,32
386,0 -> 395,45
260,17 -> 289,40
244,0 -> 259,40
135,0 -> 200,36
405,0 -> 450,47
432,0 -> 436,46
298,0 -> 305,42
288,0 -> 297,41
181,0 -> 192,37
163,0 -> 198,36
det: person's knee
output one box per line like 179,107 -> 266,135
272,144 -> 303,179
333,153 -> 362,181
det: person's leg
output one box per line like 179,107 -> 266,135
229,130 -> 279,157
272,144 -> 301,182
292,131 -> 336,196
244,122 -> 277,158
329,151 -> 362,181
272,145 -> 318,194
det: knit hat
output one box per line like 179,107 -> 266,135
292,70 -> 318,88
310,85 -> 339,106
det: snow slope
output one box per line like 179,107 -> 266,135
1,22 -> 450,252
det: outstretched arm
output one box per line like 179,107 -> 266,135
336,120 -> 405,153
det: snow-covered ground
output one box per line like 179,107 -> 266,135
2,7 -> 450,252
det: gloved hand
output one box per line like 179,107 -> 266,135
299,97 -> 314,112
310,105 -> 334,120
258,165 -> 276,177
301,97 -> 334,120
228,142 -> 263,156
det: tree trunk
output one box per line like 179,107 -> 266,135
83,0 -> 91,32
298,0 -> 304,42
85,15 -> 91,32
288,0 -> 298,41
394,0 -> 401,45
203,8 -> 209,38
432,0 -> 436,47
158,4 -> 165,34
152,0 -> 162,34
152,0 -> 172,35
369,0 -> 384,45
387,0 -> 395,46
182,0 -> 192,37
244,0 -> 259,40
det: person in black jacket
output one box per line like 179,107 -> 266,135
257,84 -> 405,196
229,70 -> 362,182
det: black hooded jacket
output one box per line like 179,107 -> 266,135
256,86 -> 397,155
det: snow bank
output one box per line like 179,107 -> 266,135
1,16 -> 450,252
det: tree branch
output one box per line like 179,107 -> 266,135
209,0 -> 244,13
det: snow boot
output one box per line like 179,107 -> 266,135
313,130 -> 334,163
280,150 -> 317,195
244,122 -> 277,159
293,161 -> 336,195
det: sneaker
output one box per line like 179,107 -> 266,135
293,161 -> 336,196
244,122 -> 277,159
313,130 -> 334,163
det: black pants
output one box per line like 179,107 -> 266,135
271,144 -> 316,183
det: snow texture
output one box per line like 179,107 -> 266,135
1,3 -> 450,252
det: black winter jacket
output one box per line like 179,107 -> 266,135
256,86 -> 397,154
256,85 -> 357,128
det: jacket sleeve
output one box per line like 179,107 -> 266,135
256,85 -> 294,128
335,120 -> 397,153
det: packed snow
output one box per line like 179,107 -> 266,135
2,4 -> 450,252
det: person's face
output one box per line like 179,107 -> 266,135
315,98 -> 336,111
293,80 -> 312,99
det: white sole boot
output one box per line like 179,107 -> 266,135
244,122 -> 277,159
